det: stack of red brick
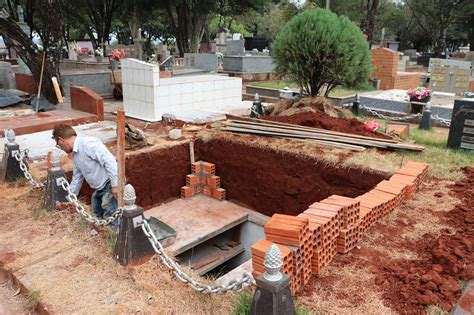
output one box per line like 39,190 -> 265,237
250,161 -> 429,294
356,161 -> 428,233
180,161 -> 226,201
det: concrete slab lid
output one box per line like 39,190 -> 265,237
0,121 -> 117,160
143,194 -> 251,256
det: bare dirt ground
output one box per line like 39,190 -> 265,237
0,278 -> 31,314
2,152 -> 472,314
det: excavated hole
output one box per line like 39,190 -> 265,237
74,139 -> 388,278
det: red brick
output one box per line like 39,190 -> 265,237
186,174 -> 200,186
208,175 -> 221,188
212,188 -> 226,201
181,186 -> 193,198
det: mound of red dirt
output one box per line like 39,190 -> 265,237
379,167 -> 474,313
261,112 -> 389,139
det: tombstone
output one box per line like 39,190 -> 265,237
183,53 -> 218,72
216,28 -> 229,54
404,49 -> 417,61
429,58 -> 471,96
0,61 -> 16,89
226,39 -> 245,56
447,99 -> 474,150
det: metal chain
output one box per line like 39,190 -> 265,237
359,104 -> 451,127
12,150 -> 46,189
58,177 -> 123,226
359,104 -> 422,121
141,219 -> 255,294
431,114 -> 451,127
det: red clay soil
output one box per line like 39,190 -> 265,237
301,167 -> 473,313
261,112 -> 389,139
378,167 -> 474,313
68,143 -> 191,208
195,138 -> 388,217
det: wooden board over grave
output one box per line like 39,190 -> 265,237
447,99 -> 474,150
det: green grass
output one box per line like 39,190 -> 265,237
249,81 -> 375,96
27,289 -> 41,309
232,289 -> 311,315
347,115 -> 474,180
232,290 -> 253,315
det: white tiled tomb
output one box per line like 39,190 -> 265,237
121,58 -> 242,121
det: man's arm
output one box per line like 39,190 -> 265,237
70,163 -> 84,196
87,139 -> 118,189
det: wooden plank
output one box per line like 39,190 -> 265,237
223,123 -> 390,148
51,77 -> 64,103
191,244 -> 245,275
116,110 -> 126,207
226,114 -> 397,143
221,125 -> 424,151
460,142 -> 474,150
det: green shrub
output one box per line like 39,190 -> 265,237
272,8 -> 372,97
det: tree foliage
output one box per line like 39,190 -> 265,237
272,8 -> 372,97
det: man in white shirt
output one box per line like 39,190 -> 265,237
52,124 -> 119,222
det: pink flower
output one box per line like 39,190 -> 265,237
364,121 -> 379,132
111,49 -> 125,61
408,87 -> 430,100
79,48 -> 89,56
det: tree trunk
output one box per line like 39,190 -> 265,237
363,0 -> 380,44
0,5 -> 63,105
469,13 -> 474,51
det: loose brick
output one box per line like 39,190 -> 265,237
180,186 -> 193,198
208,175 -> 221,188
212,188 -> 226,201
186,174 -> 200,186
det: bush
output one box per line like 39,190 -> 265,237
272,8 -> 372,97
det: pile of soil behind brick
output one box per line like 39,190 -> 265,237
261,112 -> 389,139
379,167 -> 474,312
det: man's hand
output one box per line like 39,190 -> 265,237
112,186 -> 118,199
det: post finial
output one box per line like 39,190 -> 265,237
5,129 -> 15,143
263,244 -> 283,282
123,184 -> 137,210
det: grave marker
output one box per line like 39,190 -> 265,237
429,58 -> 471,96
447,99 -> 474,150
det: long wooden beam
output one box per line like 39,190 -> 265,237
226,114 -> 397,143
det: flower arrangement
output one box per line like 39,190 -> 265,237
111,49 -> 125,61
78,47 -> 89,56
408,86 -> 431,101
94,47 -> 103,57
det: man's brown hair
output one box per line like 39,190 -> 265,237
52,124 -> 77,141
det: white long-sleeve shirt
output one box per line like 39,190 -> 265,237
70,136 -> 118,195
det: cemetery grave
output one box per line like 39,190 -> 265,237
1,84 -> 473,314
0,46 -> 472,314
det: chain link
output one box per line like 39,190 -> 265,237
12,150 -> 46,189
431,114 -> 451,127
359,104 -> 422,121
141,219 -> 255,294
58,177 -> 123,226
359,104 -> 451,127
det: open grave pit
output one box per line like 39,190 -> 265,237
103,135 -> 389,280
